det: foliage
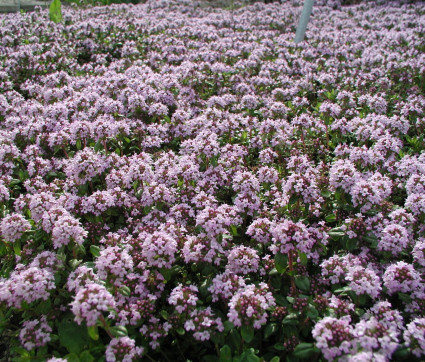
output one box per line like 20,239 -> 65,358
0,0 -> 425,361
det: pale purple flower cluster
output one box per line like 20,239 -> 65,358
105,337 -> 143,362
0,213 -> 31,243
19,315 -> 52,351
312,317 -> 354,360
0,266 -> 55,308
140,316 -> 172,350
209,271 -> 247,302
227,283 -> 275,329
403,318 -> 425,358
70,283 -> 116,326
0,0 -> 424,359
270,219 -> 314,255
51,215 -> 87,249
226,245 -> 259,275
140,230 -> 177,269
383,261 -> 421,295
168,284 -> 198,314
184,307 -> 224,341
95,246 -> 134,287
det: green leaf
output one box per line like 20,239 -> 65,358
328,227 -> 345,240
269,358 -> 279,362
240,348 -> 260,362
264,323 -> 277,339
110,325 -> 128,337
94,141 -> 103,152
293,343 -> 319,359
306,305 -> 319,320
274,253 -> 288,274
49,0 -> 62,23
224,320 -> 234,332
298,251 -> 308,266
160,310 -> 169,320
345,238 -> 357,251
282,314 -> 299,326
397,292 -> 412,303
160,267 -> 172,282
274,343 -> 286,351
230,224 -> 239,236
58,319 -> 89,354
87,325 -> 99,341
363,233 -> 378,248
219,345 -> 232,362
89,245 -> 100,258
393,347 -> 410,359
321,190 -> 331,198
295,275 -> 310,291
13,241 -> 21,256
35,299 -> 51,315
289,194 -> 299,206
325,214 -> 336,223
241,325 -> 255,343
118,286 -> 131,297
64,353 -> 80,362
79,351 -> 94,362
176,327 -> 185,335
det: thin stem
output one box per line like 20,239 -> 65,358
288,251 -> 297,295
99,314 -> 114,339
62,145 -> 69,159
145,354 -> 157,362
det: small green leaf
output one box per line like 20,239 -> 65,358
224,320 -> 234,332
230,224 -> 239,236
110,325 -> 128,337
274,253 -> 288,274
219,345 -> 232,362
264,323 -> 277,339
321,190 -> 332,198
87,325 -> 99,341
282,313 -> 299,326
293,343 -> 319,359
295,275 -> 310,291
328,228 -> 345,240
64,353 -> 80,362
58,319 -> 89,354
345,238 -> 357,251
49,0 -> 62,23
13,241 -> 21,256
269,358 -> 280,362
160,310 -> 169,320
94,141 -> 103,152
240,348 -> 260,362
274,343 -> 286,351
160,267 -> 172,282
79,351 -> 94,362
118,286 -> 131,297
393,347 -> 410,359
289,194 -> 299,206
397,292 -> 412,303
176,327 -> 185,335
69,259 -> 83,269
89,245 -> 100,257
241,325 -> 255,343
325,214 -> 336,223
298,251 -> 308,266
306,305 -> 319,320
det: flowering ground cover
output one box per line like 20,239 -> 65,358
0,0 -> 424,360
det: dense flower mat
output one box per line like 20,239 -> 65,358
0,0 -> 425,360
